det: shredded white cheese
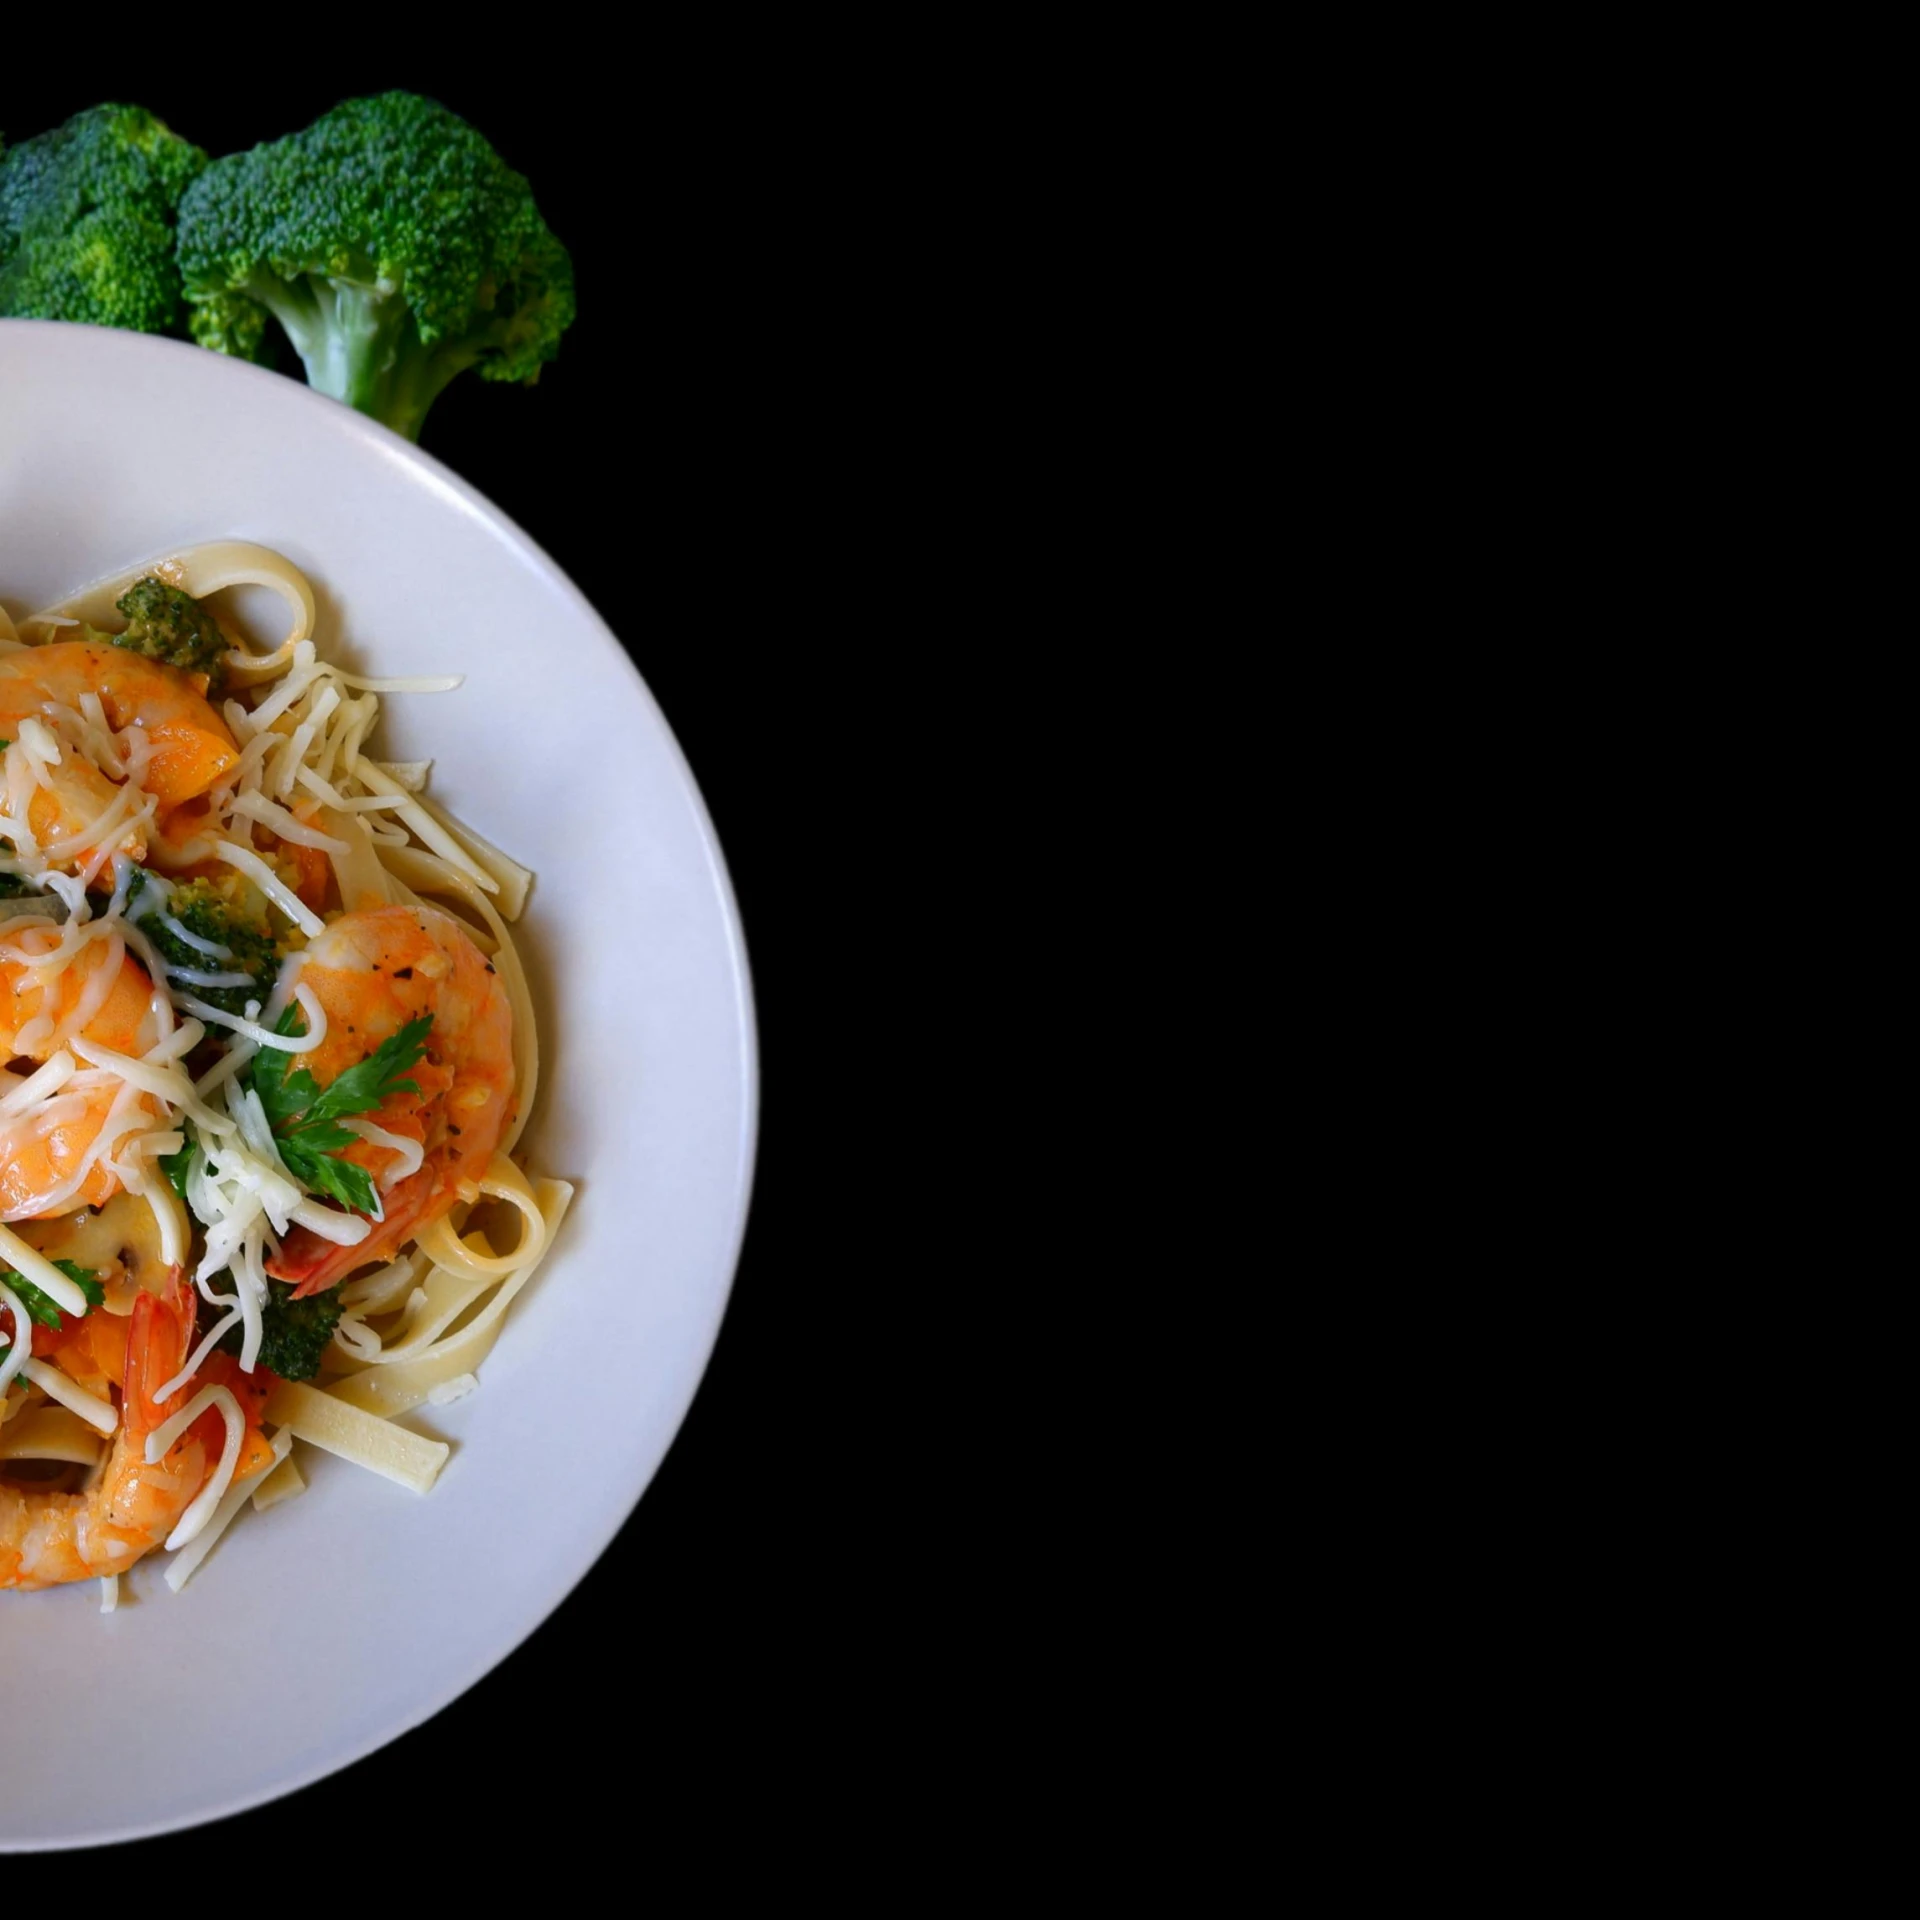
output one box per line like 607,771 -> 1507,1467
145,1384 -> 245,1550
20,1358 -> 118,1435
164,1427 -> 293,1592
0,1224 -> 91,1318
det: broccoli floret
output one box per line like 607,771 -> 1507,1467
177,93 -> 576,444
131,873 -> 280,1016
211,1278 -> 343,1382
0,105 -> 205,332
186,285 -> 275,365
109,576 -> 229,689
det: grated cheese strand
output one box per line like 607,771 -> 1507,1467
21,1359 -> 119,1435
0,1224 -> 92,1317
164,1427 -> 294,1592
210,839 -> 326,937
0,1280 -> 31,1395
145,1384 -> 246,1550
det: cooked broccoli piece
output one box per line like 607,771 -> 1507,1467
211,1277 -> 344,1382
0,105 -> 205,332
108,576 -> 229,689
177,93 -> 575,444
130,873 -> 280,1016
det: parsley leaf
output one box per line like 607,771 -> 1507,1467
162,1138 -> 201,1202
244,1008 -> 433,1219
0,1262 -> 103,1345
248,1002 -> 302,1114
276,1135 -> 381,1216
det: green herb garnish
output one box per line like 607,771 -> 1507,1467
246,1007 -> 432,1217
0,1262 -> 103,1349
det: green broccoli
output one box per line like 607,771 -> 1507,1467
177,93 -> 576,444
105,576 -> 229,689
130,873 -> 280,1017
210,1277 -> 344,1382
186,285 -> 274,365
0,105 -> 205,332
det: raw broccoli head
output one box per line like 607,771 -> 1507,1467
185,285 -> 275,365
0,105 -> 205,332
177,92 -> 576,443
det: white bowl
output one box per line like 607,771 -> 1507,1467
0,321 -> 758,1849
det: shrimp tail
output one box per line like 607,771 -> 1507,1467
270,1164 -> 437,1298
126,1280 -> 272,1473
267,1230 -> 360,1300
126,1278 -> 194,1443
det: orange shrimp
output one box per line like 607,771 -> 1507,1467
0,930 -> 163,1221
267,903 -> 516,1298
0,641 -> 238,871
0,1282 -> 225,1591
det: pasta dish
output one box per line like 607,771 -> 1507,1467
0,543 -> 571,1604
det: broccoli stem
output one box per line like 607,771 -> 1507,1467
249,274 -> 413,422
241,273 -> 492,442
377,333 -> 484,444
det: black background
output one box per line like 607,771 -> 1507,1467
11,81 -> 816,1859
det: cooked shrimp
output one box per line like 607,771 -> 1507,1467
268,903 -> 516,1297
0,641 -> 239,873
1,1283 -> 212,1591
0,929 -> 163,1221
